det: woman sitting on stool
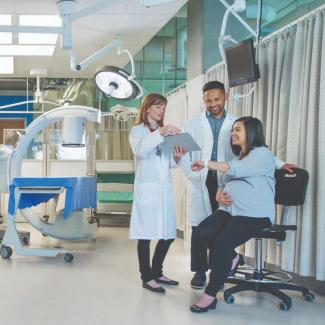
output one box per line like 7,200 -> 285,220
190,116 -> 276,312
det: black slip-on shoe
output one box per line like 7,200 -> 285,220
190,298 -> 217,313
156,278 -> 179,286
142,282 -> 166,293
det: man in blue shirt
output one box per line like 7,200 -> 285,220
205,108 -> 226,212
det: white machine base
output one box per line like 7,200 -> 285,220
1,214 -> 73,262
21,208 -> 97,241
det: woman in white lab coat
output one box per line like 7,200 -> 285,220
129,93 -> 186,294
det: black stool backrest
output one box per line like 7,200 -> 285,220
274,168 -> 309,206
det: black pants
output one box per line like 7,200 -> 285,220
190,170 -> 219,272
205,170 -> 219,212
137,239 -> 174,283
196,210 -> 271,297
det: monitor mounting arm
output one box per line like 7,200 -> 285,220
218,0 -> 259,101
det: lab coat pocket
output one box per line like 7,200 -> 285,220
134,182 -> 159,207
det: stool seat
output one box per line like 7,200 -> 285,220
254,224 -> 298,241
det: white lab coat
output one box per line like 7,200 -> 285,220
179,111 -> 237,226
129,123 -> 177,240
179,111 -> 285,226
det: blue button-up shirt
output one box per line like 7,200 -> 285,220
206,111 -> 226,161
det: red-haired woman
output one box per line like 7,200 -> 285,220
129,93 -> 186,293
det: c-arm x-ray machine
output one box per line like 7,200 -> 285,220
0,106 -> 100,261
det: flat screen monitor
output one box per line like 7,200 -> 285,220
225,38 -> 260,88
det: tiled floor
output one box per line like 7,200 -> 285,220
0,225 -> 324,325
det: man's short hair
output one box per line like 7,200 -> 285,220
202,81 -> 225,93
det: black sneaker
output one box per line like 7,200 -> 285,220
190,272 -> 206,289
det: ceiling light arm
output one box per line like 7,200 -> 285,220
69,38 -> 122,71
219,0 -> 258,39
117,47 -> 143,98
33,75 -> 43,103
218,4 -> 235,65
0,100 -> 60,113
118,47 -> 136,80
0,101 -> 37,111
256,0 -> 262,39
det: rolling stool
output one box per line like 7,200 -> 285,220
223,168 -> 315,310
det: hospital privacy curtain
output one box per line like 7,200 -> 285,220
205,7 -> 325,280
96,115 -> 135,160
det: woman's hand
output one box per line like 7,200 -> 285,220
191,161 -> 205,171
159,124 -> 181,136
173,146 -> 188,163
216,190 -> 232,205
281,163 -> 297,173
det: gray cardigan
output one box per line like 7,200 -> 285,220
219,147 -> 276,223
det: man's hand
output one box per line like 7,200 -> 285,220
282,163 -> 297,173
173,146 -> 188,163
216,190 -> 232,206
191,161 -> 204,171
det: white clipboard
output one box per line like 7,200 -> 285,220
159,132 -> 201,155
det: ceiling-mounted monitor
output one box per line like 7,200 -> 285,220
225,38 -> 260,88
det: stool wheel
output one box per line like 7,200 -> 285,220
303,292 -> 315,302
279,301 -> 291,311
64,253 -> 74,262
224,293 -> 235,304
0,245 -> 12,259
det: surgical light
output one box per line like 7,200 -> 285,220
94,66 -> 141,100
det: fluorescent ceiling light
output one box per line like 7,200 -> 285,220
19,15 -> 61,27
0,15 -> 12,25
19,33 -> 58,45
0,45 -> 55,56
0,57 -> 14,74
0,32 -> 12,44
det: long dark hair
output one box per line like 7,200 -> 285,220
135,93 -> 167,127
231,116 -> 267,156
